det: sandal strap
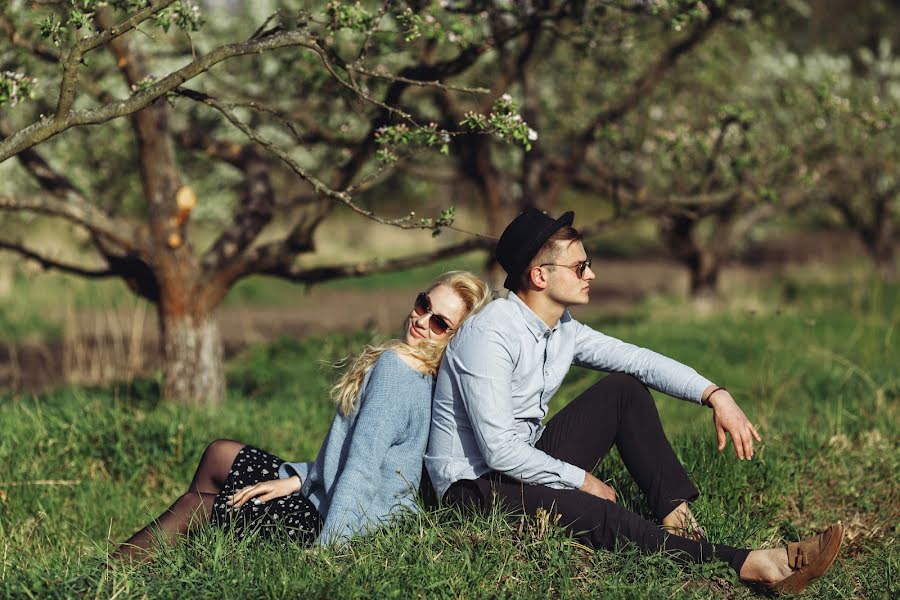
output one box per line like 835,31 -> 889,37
785,527 -> 831,570
786,541 -> 811,569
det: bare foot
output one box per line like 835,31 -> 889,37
661,501 -> 707,541
739,547 -> 792,584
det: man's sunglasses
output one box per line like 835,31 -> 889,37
539,259 -> 592,279
414,292 -> 453,335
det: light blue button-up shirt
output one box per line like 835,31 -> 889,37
425,293 -> 713,500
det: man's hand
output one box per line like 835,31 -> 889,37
703,386 -> 762,460
580,472 -> 616,502
227,475 -> 302,510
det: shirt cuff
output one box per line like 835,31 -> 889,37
688,375 -> 714,404
559,463 -> 586,490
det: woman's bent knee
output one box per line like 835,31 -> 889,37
202,439 -> 245,462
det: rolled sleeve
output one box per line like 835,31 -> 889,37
572,321 -> 712,403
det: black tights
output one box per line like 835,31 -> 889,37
113,439 -> 245,561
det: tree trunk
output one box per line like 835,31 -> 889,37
152,236 -> 226,405
660,213 -> 723,300
102,15 -> 227,405
688,250 -> 721,299
158,306 -> 225,406
871,240 -> 898,283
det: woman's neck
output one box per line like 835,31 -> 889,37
393,344 -> 431,374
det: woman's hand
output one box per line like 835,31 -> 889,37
704,387 -> 762,460
227,475 -> 302,510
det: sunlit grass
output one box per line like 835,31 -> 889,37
0,277 -> 896,598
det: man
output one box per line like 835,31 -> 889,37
425,208 -> 841,591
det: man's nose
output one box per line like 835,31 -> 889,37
584,265 -> 596,281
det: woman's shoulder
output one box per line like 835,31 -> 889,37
359,350 -> 432,413
371,349 -> 432,383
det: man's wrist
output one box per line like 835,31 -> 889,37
567,465 -> 587,491
289,475 -> 302,493
702,385 -> 728,408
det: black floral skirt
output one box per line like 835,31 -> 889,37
210,445 -> 322,544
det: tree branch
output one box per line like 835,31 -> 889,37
0,238 -> 115,278
0,193 -> 142,254
56,0 -> 178,118
1,14 -> 118,104
176,88 -> 435,230
0,28 -> 321,162
542,6 -> 725,204
349,65 -> 490,95
257,236 -> 493,284
0,116 -> 146,258
0,15 -> 62,62
730,191 -> 809,245
200,148 -> 276,273
175,91 -> 361,150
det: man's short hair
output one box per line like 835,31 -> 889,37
515,226 -> 583,291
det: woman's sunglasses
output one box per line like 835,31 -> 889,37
413,292 -> 453,335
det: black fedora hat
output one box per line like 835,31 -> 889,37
496,208 -> 574,291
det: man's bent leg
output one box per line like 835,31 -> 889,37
445,475 -> 749,575
537,373 -> 698,520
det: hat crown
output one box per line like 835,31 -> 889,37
495,208 -> 574,290
496,208 -> 553,271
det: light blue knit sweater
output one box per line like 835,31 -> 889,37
278,349 -> 433,545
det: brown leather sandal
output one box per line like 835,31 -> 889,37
769,524 -> 844,595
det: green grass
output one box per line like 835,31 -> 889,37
0,271 -> 133,342
0,278 -> 897,598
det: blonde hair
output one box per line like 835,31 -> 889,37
330,271 -> 490,416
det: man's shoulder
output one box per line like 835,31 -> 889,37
459,296 -> 521,334
559,309 -> 586,330
445,298 -> 526,358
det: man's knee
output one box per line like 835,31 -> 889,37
587,373 -> 652,404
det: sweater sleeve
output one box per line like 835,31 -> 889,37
277,461 -> 311,483
317,353 -> 420,546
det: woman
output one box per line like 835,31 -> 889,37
115,271 -> 491,559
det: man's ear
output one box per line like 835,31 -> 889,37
528,265 -> 549,290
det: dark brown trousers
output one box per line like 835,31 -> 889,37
444,373 -> 750,574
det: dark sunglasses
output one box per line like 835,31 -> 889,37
539,258 -> 592,279
413,292 -> 453,335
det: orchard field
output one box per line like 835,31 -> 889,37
0,265 -> 896,599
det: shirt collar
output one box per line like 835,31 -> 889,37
507,292 -> 570,341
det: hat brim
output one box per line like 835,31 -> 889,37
503,210 -> 575,290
